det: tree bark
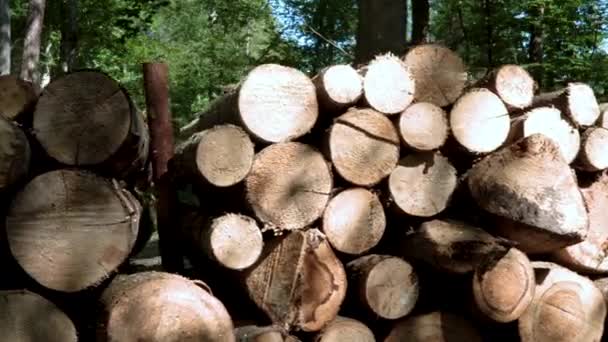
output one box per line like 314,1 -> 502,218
20,0 -> 46,86
385,312 -> 483,342
361,53 -> 415,115
411,0 -> 430,44
0,115 -> 29,191
398,102 -> 449,151
0,0 -> 10,75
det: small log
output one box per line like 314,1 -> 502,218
476,64 -> 535,110
314,316 -> 375,342
450,88 -> 510,154
98,271 -> 235,342
403,219 -> 510,274
244,229 -> 347,332
313,65 -> 363,113
235,325 -> 294,342
552,173 -> 608,273
328,108 -> 400,187
5,169 -> 141,292
402,43 -> 467,107
33,71 -> 148,177
531,82 -> 600,127
599,103 -> 608,128
384,311 -> 483,342
245,142 -> 332,231
179,64 -> 318,143
346,254 -> 418,320
575,127 -> 608,171
322,187 -> 385,255
0,74 -> 38,120
388,152 -> 457,217
508,106 -> 580,163
0,115 -> 30,190
473,247 -> 535,322
361,53 -> 415,115
173,124 -> 254,187
518,261 -> 606,342
0,289 -> 77,342
398,102 -> 448,151
467,134 -> 589,252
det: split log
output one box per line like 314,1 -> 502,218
575,127 -> 608,171
313,65 -> 363,113
403,219 -> 510,274
5,169 -> 141,292
322,187 -> 385,255
98,271 -> 235,342
244,229 -> 347,332
531,82 -> 600,127
0,115 -> 30,190
314,317 -> 375,342
0,289 -> 77,342
388,152 -> 457,217
173,124 -> 255,187
402,44 -> 467,107
449,88 -> 510,153
398,102 -> 448,151
235,325 -> 294,342
508,106 -> 580,163
519,261 -> 606,342
473,247 -> 535,322
467,134 -> 589,253
0,74 -> 38,120
361,53 -> 415,115
328,108 -> 400,186
32,71 -> 148,178
346,254 -> 418,320
384,312 -> 482,342
179,64 -> 318,143
552,173 -> 608,273
475,64 -> 535,110
599,103 -> 608,128
245,142 -> 332,231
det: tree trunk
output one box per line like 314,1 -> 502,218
0,0 -> 10,75
528,3 -> 544,87
5,169 -> 141,292
354,0 -> 407,65
574,127 -> 608,171
312,65 -> 363,114
20,0 -> 46,86
398,102 -> 449,151
58,0 -> 78,74
411,0 -> 429,44
385,312 -> 483,342
179,64 -> 318,143
483,0 -> 494,67
0,115 -> 30,191
98,271 -> 235,342
361,53 -> 415,115
313,317 -> 374,342
475,64 -> 535,110
0,290 -> 77,341
531,82 -> 600,127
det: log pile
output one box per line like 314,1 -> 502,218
2,43 -> 608,342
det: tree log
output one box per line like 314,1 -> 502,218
173,124 -> 254,187
313,65 -> 363,113
575,127 -> 608,171
179,64 -> 318,143
476,64 -> 535,110
388,152 -> 457,217
32,71 -> 148,177
531,82 -> 600,127
467,134 -> 589,252
473,247 -> 535,322
518,261 -> 606,342
449,88 -> 510,153
245,142 -> 332,231
0,289 -> 77,342
0,115 -> 30,190
599,103 -> 608,128
402,44 -> 467,107
98,271 -> 235,342
346,254 -> 418,320
328,108 -> 399,187
314,316 -> 375,342
235,325 -> 296,342
361,53 -> 415,115
244,228 -> 347,332
0,74 -> 38,120
5,169 -> 141,292
322,187 -> 385,255
398,102 -> 448,151
384,312 -> 482,342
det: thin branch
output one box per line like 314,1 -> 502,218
305,24 -> 351,57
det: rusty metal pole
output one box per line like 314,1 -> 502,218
142,62 -> 183,272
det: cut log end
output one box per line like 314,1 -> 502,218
363,54 -> 415,115
314,65 -> 363,112
398,102 -> 448,151
329,108 -> 400,186
322,188 -> 386,255
576,127 -> 608,172
388,152 -> 457,217
450,88 -> 510,153
204,214 -> 263,270
245,142 -> 332,231
384,312 -> 483,342
314,317 -> 375,342
491,64 -> 535,109
0,116 -> 30,190
0,75 -> 38,120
